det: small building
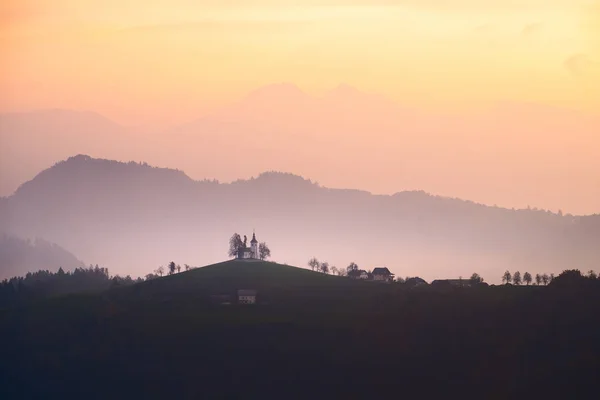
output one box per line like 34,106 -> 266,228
372,267 -> 394,282
237,289 -> 257,304
237,232 -> 259,260
348,270 -> 370,280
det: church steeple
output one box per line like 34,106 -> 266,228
250,231 -> 258,259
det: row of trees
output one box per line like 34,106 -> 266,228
307,257 -> 349,276
502,271 -> 554,286
0,265 -> 142,306
149,262 -> 195,280
501,270 -> 599,286
228,233 -> 271,260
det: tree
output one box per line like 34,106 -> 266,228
502,271 -> 512,285
535,273 -> 542,285
228,233 -> 245,258
346,262 -> 359,274
308,257 -> 320,271
513,271 -> 522,286
320,262 -> 329,274
176,265 -> 181,273
336,267 -> 346,277
469,273 -> 483,285
541,273 -> 549,286
156,266 -> 164,277
331,266 -> 338,276
523,272 -> 532,285
259,242 -> 271,260
145,273 -> 158,281
168,261 -> 176,275
184,264 -> 190,271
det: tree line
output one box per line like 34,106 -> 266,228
0,265 -> 141,306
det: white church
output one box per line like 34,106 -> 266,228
237,232 -> 259,260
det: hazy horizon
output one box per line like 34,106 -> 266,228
2,1 -> 599,281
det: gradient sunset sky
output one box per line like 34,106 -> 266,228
1,1 -> 599,215
2,0 -> 599,124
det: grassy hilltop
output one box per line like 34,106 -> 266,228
1,260 -> 599,399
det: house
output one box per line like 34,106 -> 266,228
348,270 -> 369,280
237,232 -> 259,260
237,289 -> 257,304
372,267 -> 394,282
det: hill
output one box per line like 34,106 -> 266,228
118,259 -> 385,306
1,155 -> 599,281
1,261 -> 599,399
0,234 -> 85,279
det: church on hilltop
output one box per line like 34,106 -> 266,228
237,232 -> 259,260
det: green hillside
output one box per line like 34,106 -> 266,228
115,259 -> 393,313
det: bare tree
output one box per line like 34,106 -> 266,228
502,271 -> 512,285
346,262 -> 359,274
331,266 -> 338,275
184,264 -> 190,271
320,262 -> 329,274
168,261 -> 176,275
259,242 -> 271,260
228,233 -> 244,258
541,273 -> 549,286
470,273 -> 483,285
523,272 -> 532,285
535,273 -> 542,285
513,271 -> 522,286
176,265 -> 181,273
308,257 -> 320,271
155,266 -> 164,277
336,268 -> 347,277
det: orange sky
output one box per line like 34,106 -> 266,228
1,1 -> 599,214
1,0 -> 599,124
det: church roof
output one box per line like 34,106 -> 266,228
250,232 -> 258,243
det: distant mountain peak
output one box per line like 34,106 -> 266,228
244,83 -> 307,102
328,83 -> 361,96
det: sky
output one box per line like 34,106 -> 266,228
1,1 -> 599,215
1,0 -> 599,124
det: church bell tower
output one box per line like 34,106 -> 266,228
250,231 -> 258,259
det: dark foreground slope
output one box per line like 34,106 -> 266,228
1,261 -> 599,399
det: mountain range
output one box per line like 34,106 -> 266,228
1,83 -> 599,214
1,155 -> 598,281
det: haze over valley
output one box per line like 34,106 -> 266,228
1,154 -> 598,282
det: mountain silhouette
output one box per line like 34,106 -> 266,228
0,233 -> 85,279
1,155 -> 598,281
2,85 -> 599,213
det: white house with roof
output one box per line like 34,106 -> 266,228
237,289 -> 257,304
372,267 -> 394,282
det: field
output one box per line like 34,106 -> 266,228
1,260 -> 599,399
